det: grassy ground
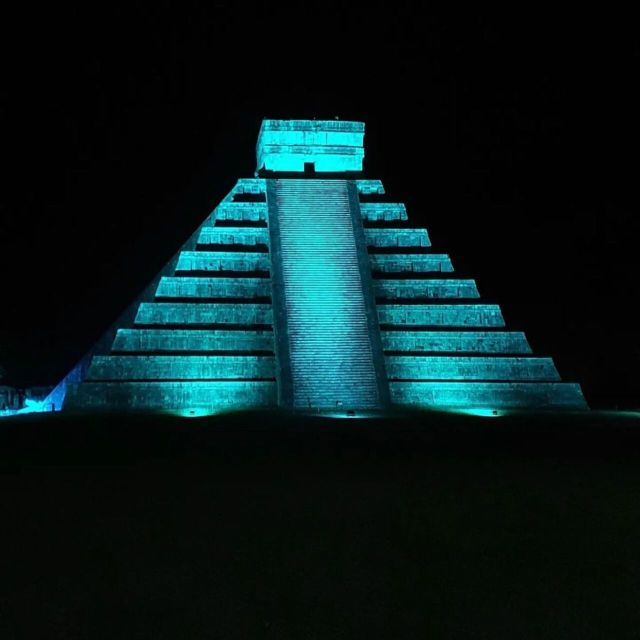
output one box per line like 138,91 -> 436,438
1,409 -> 639,639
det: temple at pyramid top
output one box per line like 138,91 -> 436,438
256,119 -> 365,173
25,117 -> 587,417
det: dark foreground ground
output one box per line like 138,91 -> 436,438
1,408 -> 640,639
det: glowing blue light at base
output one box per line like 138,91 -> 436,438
450,408 -> 505,418
168,407 -> 220,418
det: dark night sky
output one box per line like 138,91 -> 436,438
1,5 -> 638,408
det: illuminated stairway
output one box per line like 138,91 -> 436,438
268,179 -> 387,409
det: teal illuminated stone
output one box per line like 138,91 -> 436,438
356,180 -> 385,195
360,203 -> 408,222
135,303 -> 272,326
370,254 -> 454,273
64,380 -> 276,410
87,355 -> 275,380
156,277 -> 271,299
113,329 -> 274,352
214,202 -> 268,222
385,356 -> 560,381
230,178 -> 266,197
378,304 -> 505,327
365,228 -> 431,248
381,331 -> 531,353
390,381 -> 588,409
374,279 -> 479,299
197,227 -> 269,247
176,251 -> 270,272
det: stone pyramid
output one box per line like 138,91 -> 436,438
51,119 -> 586,414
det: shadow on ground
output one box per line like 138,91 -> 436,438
1,409 -> 639,638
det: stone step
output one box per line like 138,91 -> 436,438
197,227 -> 269,246
176,251 -> 270,272
378,304 -> 505,327
370,254 -> 454,273
87,355 -> 276,380
64,380 -> 276,411
155,277 -> 271,299
385,356 -> 559,381
365,228 -> 431,248
380,330 -> 531,353
214,202 -> 267,222
390,381 -> 588,409
360,203 -> 408,221
374,279 -> 479,299
135,303 -> 272,326
112,329 -> 274,352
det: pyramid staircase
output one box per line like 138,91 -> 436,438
267,179 -> 387,409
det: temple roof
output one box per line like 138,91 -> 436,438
256,119 -> 365,173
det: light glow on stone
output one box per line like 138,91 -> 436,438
450,408 -> 505,418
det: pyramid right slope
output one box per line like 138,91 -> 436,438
362,189 -> 588,410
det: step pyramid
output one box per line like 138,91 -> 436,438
50,119 -> 585,414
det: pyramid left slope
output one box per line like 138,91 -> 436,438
60,179 -> 277,413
